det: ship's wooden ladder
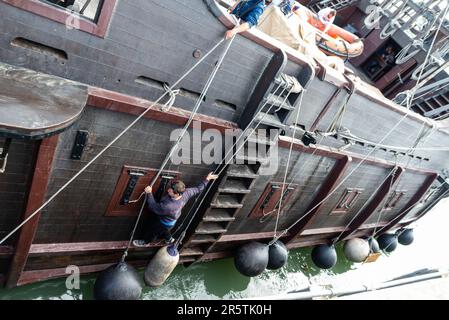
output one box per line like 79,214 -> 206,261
179,50 -> 313,263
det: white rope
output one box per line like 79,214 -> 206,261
150,37 -> 236,189
335,130 -> 449,152
174,85 -> 296,242
162,83 -> 180,112
121,36 -> 237,258
395,4 -> 448,107
331,164 -> 399,244
0,37 -> 227,246
271,111 -> 411,243
270,88 -> 304,245
411,3 -> 449,84
262,86 -> 363,222
378,183 -> 449,252
171,82 -> 285,236
352,120 -> 430,242
370,161 -> 399,239
271,35 -> 437,243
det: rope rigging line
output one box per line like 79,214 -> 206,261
370,160 -> 400,239
0,37 -> 227,246
170,83 -> 286,238
172,85 -> 296,241
374,171 -> 449,238
401,2 -> 449,104
331,107 -> 436,245
377,182 -> 449,252
334,126 -> 448,152
120,36 -> 237,260
365,116 -> 436,243
257,86 -> 361,224
268,36 -> 436,244
333,105 -> 437,245
270,111 -> 412,244
331,164 -> 399,245
172,83 -> 302,250
411,83 -> 449,103
270,90 -> 306,245
328,82 -> 356,134
395,1 -> 445,64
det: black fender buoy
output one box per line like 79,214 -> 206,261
343,238 -> 370,262
311,244 -> 337,269
94,262 -> 142,300
267,241 -> 289,270
368,237 -> 380,253
377,233 -> 398,253
234,242 -> 269,277
397,229 -> 414,246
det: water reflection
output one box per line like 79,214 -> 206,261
0,199 -> 447,300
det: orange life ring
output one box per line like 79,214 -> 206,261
303,9 -> 364,59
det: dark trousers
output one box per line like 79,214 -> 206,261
143,214 -> 173,243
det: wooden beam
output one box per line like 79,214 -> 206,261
0,246 -> 14,257
310,88 -> 342,132
284,155 -> 352,243
5,135 -> 59,288
17,260 -> 148,287
28,241 -> 164,256
286,239 -> 330,250
400,185 -> 449,229
18,263 -> 114,286
19,250 -> 195,286
339,166 -> 405,240
378,173 -> 439,234
87,87 -> 238,134
218,231 -> 290,242
278,138 -> 435,174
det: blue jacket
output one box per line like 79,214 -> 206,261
147,180 -> 208,227
232,0 -> 266,27
279,0 -> 295,16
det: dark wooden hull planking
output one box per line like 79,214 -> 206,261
0,0 -> 448,287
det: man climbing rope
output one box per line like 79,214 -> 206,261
133,172 -> 219,247
225,0 -> 273,40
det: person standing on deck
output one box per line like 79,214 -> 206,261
317,8 -> 336,34
275,0 -> 296,16
225,0 -> 273,40
133,172 -> 219,247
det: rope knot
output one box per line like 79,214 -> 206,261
162,83 -> 180,112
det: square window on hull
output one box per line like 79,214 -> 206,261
330,188 -> 363,215
40,0 -> 104,22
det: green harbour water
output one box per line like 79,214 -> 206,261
0,199 -> 448,300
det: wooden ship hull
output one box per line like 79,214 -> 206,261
0,0 -> 448,288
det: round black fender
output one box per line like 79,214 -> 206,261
94,262 -> 142,300
267,241 -> 289,270
398,229 -> 414,246
311,244 -> 337,269
368,237 -> 380,253
377,233 -> 398,253
234,242 -> 269,277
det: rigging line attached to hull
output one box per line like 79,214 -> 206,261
121,36 -> 237,260
0,37 -> 227,246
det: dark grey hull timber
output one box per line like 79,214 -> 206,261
0,0 -> 448,287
